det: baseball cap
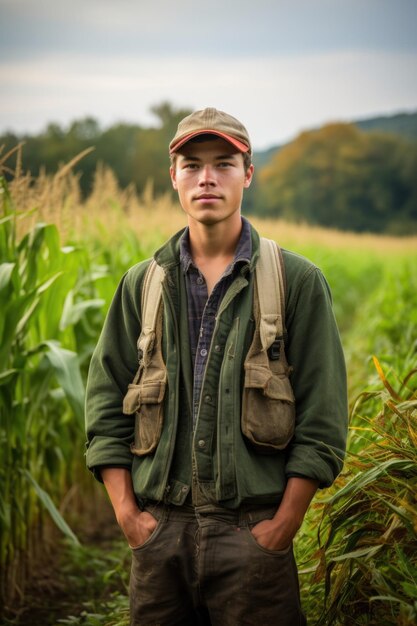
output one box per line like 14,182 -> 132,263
169,107 -> 252,155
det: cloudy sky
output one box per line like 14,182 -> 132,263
1,0 -> 416,149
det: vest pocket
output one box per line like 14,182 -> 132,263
241,362 -> 295,452
123,378 -> 166,456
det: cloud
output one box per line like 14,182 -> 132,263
1,0 -> 417,60
1,49 -> 416,148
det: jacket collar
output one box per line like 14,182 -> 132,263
154,218 -> 261,275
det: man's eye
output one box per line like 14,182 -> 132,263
218,162 -> 232,168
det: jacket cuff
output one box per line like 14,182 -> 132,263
285,444 -> 344,488
85,436 -> 133,482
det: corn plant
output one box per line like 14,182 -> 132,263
0,176 -> 107,606
2,150 -> 417,621
311,358 -> 417,625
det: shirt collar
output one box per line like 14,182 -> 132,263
180,216 -> 252,274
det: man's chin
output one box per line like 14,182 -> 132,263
194,215 -> 225,227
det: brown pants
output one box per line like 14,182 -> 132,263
129,502 -> 307,626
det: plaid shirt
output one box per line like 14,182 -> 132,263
179,217 -> 252,426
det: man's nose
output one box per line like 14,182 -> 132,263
198,165 -> 216,186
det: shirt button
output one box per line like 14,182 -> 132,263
204,394 -> 212,403
181,486 -> 188,492
198,439 -> 206,448
197,277 -> 204,285
200,348 -> 207,357
214,344 -> 221,352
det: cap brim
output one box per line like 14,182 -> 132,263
169,130 -> 249,154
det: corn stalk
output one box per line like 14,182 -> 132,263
0,177 -> 105,606
315,359 -> 417,625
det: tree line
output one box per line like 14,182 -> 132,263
1,103 -> 416,234
258,123 -> 417,234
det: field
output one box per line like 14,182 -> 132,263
1,158 -> 416,625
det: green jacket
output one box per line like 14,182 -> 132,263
85,224 -> 348,508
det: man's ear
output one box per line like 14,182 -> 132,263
170,166 -> 178,190
244,164 -> 255,189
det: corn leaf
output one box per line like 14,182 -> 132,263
60,292 -> 105,330
0,369 -> 19,386
42,340 -> 85,424
24,470 -> 80,545
0,262 -> 15,293
327,459 -> 414,502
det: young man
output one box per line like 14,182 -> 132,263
85,108 -> 348,625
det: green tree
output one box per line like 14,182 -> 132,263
95,123 -> 140,189
0,103 -> 193,198
258,123 -> 417,233
130,102 -> 192,194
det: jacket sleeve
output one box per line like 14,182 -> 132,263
84,263 -> 147,481
284,255 -> 348,488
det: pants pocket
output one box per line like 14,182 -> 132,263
130,517 -> 164,552
245,524 -> 293,556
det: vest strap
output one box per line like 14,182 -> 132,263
133,260 -> 165,383
257,238 -> 285,351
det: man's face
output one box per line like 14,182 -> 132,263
170,137 -> 254,228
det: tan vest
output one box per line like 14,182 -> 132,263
123,238 -> 295,457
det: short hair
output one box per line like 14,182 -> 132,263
170,134 -> 252,172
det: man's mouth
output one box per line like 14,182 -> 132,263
194,194 -> 221,200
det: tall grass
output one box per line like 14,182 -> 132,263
1,151 -> 416,622
0,150 -> 162,609
0,177 -> 92,603
321,361 -> 416,625
296,257 -> 417,625
296,357 -> 417,626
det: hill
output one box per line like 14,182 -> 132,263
253,110 -> 417,165
354,110 -> 417,140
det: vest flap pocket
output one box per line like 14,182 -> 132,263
244,363 -> 272,390
128,378 -> 167,457
123,379 -> 166,414
123,383 -> 141,415
139,379 -> 166,404
244,363 -> 294,402
265,373 -> 295,404
242,362 -> 295,452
